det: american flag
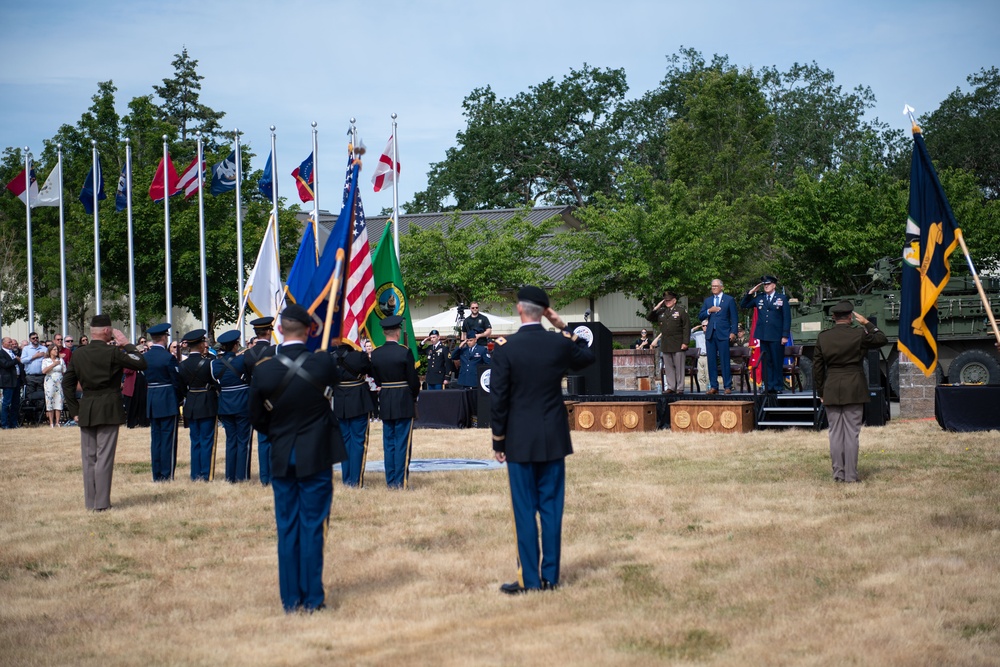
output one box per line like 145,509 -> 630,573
341,149 -> 376,347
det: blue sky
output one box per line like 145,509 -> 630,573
1,0 -> 997,210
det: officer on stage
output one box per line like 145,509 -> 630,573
450,331 -> 490,389
213,330 -> 252,483
491,286 -> 595,594
249,303 -> 346,612
144,323 -> 183,481
419,329 -> 449,390
370,315 -> 420,489
244,316 -> 276,485
331,344 -> 375,487
179,329 -> 219,481
740,275 -> 792,393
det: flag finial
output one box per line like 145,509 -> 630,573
903,104 -> 921,134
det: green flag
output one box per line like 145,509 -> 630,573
365,222 -> 418,361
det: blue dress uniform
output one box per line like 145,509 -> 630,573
739,275 -> 792,393
179,330 -> 220,481
243,320 -> 276,485
332,346 -> 375,487
370,316 -> 421,489
491,286 -> 595,593
248,304 -> 346,612
144,323 -> 183,481
450,334 -> 490,388
698,287 -> 739,392
213,330 -> 252,482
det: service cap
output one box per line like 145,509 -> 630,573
249,316 -> 274,328
830,300 -> 855,315
182,329 -> 207,343
147,323 -> 171,336
90,313 -> 112,327
217,330 -> 241,345
380,315 -> 403,330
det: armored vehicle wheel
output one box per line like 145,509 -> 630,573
948,349 -> 1000,385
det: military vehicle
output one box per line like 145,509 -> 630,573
788,258 -> 1000,396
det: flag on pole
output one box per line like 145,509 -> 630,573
284,212 -> 320,307
149,154 -> 181,202
258,150 -> 274,199
365,222 -> 418,361
342,150 -> 376,348
176,157 -> 203,199
5,164 -> 39,206
115,164 -> 128,212
898,127 -> 961,376
211,150 -> 237,195
371,134 -> 400,192
243,213 -> 284,328
292,152 -> 315,202
35,165 -> 60,207
79,156 -> 106,214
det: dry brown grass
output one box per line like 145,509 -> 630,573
1,419 -> 998,666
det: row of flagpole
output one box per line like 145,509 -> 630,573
5,119 -> 401,342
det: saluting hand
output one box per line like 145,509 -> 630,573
544,307 -> 566,330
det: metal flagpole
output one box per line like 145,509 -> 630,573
57,145 -> 67,337
92,140 -> 101,314
234,129 -> 245,335
270,126 -> 280,257
391,113 -> 400,260
197,132 -> 209,330
24,148 -> 35,333
311,121 -> 319,245
125,138 -> 137,342
163,136 -> 173,329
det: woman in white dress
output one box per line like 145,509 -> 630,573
42,344 -> 66,427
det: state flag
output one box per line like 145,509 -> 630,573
5,164 -> 39,206
371,134 -> 400,193
79,156 -> 106,214
292,152 -> 314,202
258,150 -> 274,200
35,166 -> 61,207
211,150 -> 237,195
115,164 -> 128,212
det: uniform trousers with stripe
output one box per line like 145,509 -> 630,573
272,465 -> 333,612
187,418 -> 216,481
760,339 -> 785,392
382,418 -> 413,489
340,415 -> 370,487
219,414 -> 252,482
80,423 -> 120,510
506,459 -> 565,590
149,416 -> 178,481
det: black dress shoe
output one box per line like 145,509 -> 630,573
500,582 -> 527,595
541,580 -> 559,591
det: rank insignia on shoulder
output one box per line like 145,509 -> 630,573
495,336 -> 507,346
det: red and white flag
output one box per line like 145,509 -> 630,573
371,134 -> 399,193
176,157 -> 203,199
5,163 -> 39,206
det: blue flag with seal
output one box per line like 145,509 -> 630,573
258,150 -> 274,199
898,126 -> 960,376
211,150 -> 237,195
115,164 -> 128,212
79,156 -> 106,214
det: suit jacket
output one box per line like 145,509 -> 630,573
249,343 -> 345,478
0,348 -> 24,388
179,353 -> 219,420
143,344 -> 183,418
649,304 -> 691,353
698,293 -> 738,341
62,340 -> 148,427
490,324 -> 595,463
739,291 -> 791,342
371,341 -> 420,420
331,347 -> 375,419
813,323 -> 888,405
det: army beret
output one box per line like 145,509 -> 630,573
760,275 -> 777,285
217,330 -> 241,345
90,313 -> 112,327
147,323 -> 171,336
182,329 -> 207,343
830,300 -> 854,315
250,316 -> 274,328
517,285 -> 549,309
429,329 -> 439,336
380,315 -> 403,330
281,304 -> 312,327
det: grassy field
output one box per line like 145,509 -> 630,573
1,418 -> 998,666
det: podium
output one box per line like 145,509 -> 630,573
476,364 -> 492,429
566,321 -> 611,395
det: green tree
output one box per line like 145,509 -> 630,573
152,47 -> 226,152
408,65 -> 629,212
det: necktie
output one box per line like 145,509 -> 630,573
768,294 -> 773,304
714,296 -> 720,308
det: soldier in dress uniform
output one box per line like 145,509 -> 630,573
331,344 -> 375,487
62,314 -> 148,511
213,330 -> 252,483
419,329 -> 449,390
243,316 -> 276,485
144,323 -> 183,481
249,304 -> 346,612
740,275 -> 792,393
648,290 -> 691,394
370,315 -> 421,489
450,331 -> 490,389
179,329 -> 220,481
491,286 -> 595,593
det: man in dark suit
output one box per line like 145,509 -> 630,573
179,329 -> 219,481
213,330 -> 252,483
814,301 -> 887,483
1,336 -> 26,429
244,316 -> 277,485
249,304 -> 346,612
144,323 -> 183,481
61,314 -> 148,511
331,344 -> 375,487
698,278 -> 739,394
740,275 -> 792,393
491,286 -> 595,594
370,315 -> 420,489
419,329 -> 449,390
